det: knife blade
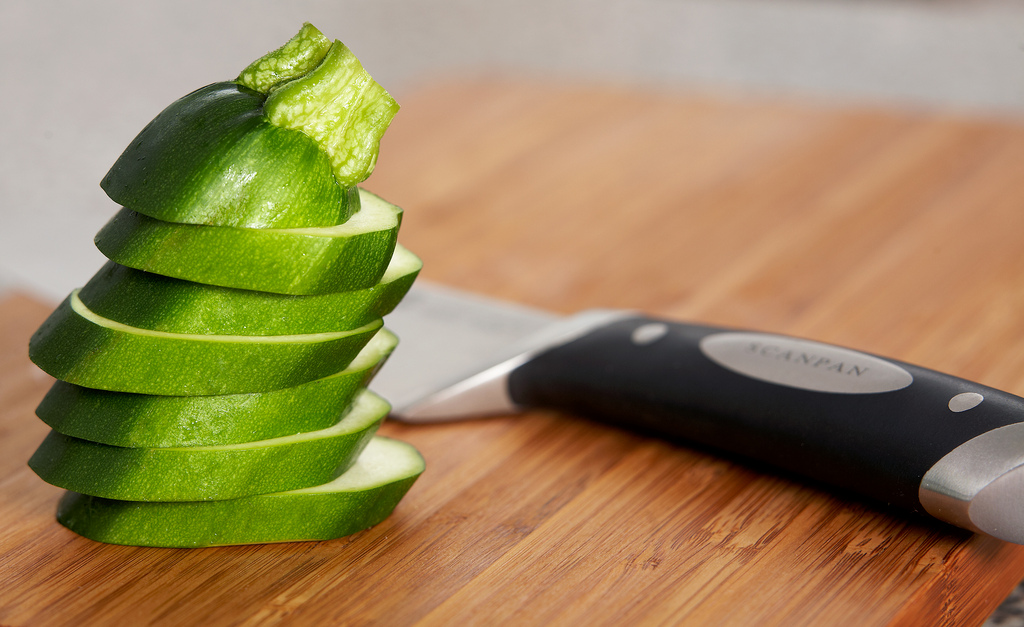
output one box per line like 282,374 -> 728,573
371,281 -> 1024,545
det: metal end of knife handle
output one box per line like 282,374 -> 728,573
920,423 -> 1024,544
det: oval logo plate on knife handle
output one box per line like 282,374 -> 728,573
699,332 -> 914,394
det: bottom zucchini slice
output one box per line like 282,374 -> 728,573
56,436 -> 424,547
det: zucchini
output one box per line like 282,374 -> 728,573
94,188 -> 401,295
79,245 -> 420,335
29,291 -> 382,395
29,22 -> 423,547
56,437 -> 424,547
30,390 -> 387,501
36,330 -> 397,448
101,82 -> 357,229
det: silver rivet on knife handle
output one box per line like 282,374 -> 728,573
919,422 -> 1024,544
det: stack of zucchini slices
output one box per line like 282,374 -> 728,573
27,24 -> 424,547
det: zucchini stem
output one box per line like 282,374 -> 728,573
237,23 -> 333,95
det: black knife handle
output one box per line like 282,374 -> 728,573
507,316 -> 1024,515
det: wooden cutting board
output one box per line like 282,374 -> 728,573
4,79 -> 1024,626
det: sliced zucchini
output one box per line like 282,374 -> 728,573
101,82 -> 357,229
94,188 -> 400,296
79,245 -> 419,335
30,390 -> 388,502
56,436 -> 424,547
29,291 -> 381,395
36,329 -> 397,448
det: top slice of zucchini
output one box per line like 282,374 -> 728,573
100,23 -> 397,230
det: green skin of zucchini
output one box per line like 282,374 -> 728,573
79,245 -> 419,336
29,391 -> 389,502
55,437 -> 424,547
94,188 -> 401,296
36,330 -> 397,448
100,82 -> 357,230
29,293 -> 383,396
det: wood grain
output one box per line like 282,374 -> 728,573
4,80 -> 1024,625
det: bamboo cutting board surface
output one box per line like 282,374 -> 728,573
4,79 -> 1024,625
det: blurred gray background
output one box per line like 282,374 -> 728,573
2,0 -> 1024,303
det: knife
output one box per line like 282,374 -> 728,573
371,281 -> 1024,544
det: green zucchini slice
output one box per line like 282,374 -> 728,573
94,188 -> 400,296
29,291 -> 382,395
79,245 -> 419,335
56,436 -> 424,547
101,82 -> 357,229
29,390 -> 389,502
36,329 -> 397,448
